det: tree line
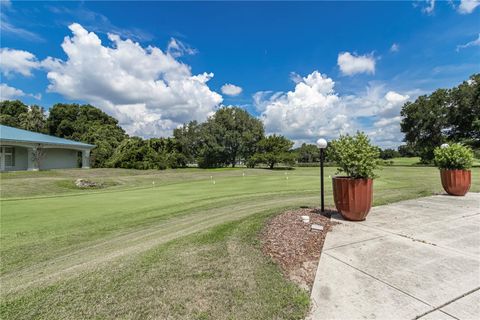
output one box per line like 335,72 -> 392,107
0,101 -> 304,169
400,73 -> 479,163
1,73 -> 477,169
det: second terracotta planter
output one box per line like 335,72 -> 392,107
440,169 -> 471,196
332,177 -> 373,221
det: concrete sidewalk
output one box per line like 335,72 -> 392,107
309,193 -> 480,320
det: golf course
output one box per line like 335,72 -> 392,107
1,165 -> 479,319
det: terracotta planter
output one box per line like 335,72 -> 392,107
440,169 -> 471,196
332,177 -> 373,221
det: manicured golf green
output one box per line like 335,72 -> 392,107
1,167 -> 479,319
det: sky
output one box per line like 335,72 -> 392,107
1,0 -> 479,148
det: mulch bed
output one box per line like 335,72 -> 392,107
261,208 -> 338,291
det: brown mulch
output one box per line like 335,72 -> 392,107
261,208 -> 338,291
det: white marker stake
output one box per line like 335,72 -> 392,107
213,180 -> 216,185
210,176 -> 213,180
242,172 -> 245,177
152,181 -> 155,186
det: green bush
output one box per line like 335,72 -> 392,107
327,132 -> 380,179
433,143 -> 474,170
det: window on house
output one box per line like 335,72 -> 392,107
4,147 -> 15,167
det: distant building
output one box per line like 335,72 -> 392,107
0,125 -> 94,171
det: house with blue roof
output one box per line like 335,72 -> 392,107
0,125 -> 95,171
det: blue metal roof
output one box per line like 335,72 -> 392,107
0,125 -> 95,148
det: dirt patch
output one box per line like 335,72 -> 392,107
75,178 -> 103,188
261,208 -> 338,291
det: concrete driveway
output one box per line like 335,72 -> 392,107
309,193 -> 480,320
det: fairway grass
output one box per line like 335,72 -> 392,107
1,211 -> 310,319
1,167 -> 479,319
389,157 -> 421,166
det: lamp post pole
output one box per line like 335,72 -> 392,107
316,138 -> 327,213
320,148 -> 324,212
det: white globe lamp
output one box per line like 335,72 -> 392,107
316,138 -> 328,149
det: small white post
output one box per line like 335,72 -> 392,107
82,149 -> 91,169
27,146 -> 39,171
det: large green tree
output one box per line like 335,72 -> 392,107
173,120 -> 202,164
400,74 -> 479,163
0,100 -> 29,128
19,105 -> 47,133
107,137 -> 187,170
47,103 -> 127,167
379,148 -> 400,160
294,143 -> 320,163
447,74 -> 480,146
107,137 -> 164,170
0,100 -> 48,133
149,137 -> 188,168
207,107 -> 265,167
177,107 -> 265,168
250,134 -> 295,169
397,144 -> 418,157
196,121 -> 226,168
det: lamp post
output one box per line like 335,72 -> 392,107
316,138 -> 328,213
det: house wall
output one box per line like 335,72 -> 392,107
0,143 -> 87,171
0,146 -> 28,171
40,148 -> 79,170
13,146 -> 28,170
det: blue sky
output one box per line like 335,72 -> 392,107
1,0 -> 479,147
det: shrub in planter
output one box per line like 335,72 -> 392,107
327,132 -> 379,221
434,144 -> 474,196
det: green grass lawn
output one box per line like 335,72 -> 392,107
387,156 -> 480,167
1,167 -> 479,319
388,157 -> 422,166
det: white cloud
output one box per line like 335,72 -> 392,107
382,91 -> 410,117
257,71 -> 412,148
289,72 -> 303,84
456,33 -> 480,51
41,23 -> 222,138
167,38 -> 197,57
415,0 -> 478,15
458,0 -> 480,14
257,71 -> 349,143
423,0 -> 436,14
221,83 -> 243,96
390,43 -> 400,53
337,52 -> 375,76
253,91 -> 283,112
0,83 -> 24,101
374,116 -> 402,128
368,91 -> 410,146
0,48 -> 40,77
0,83 -> 41,101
